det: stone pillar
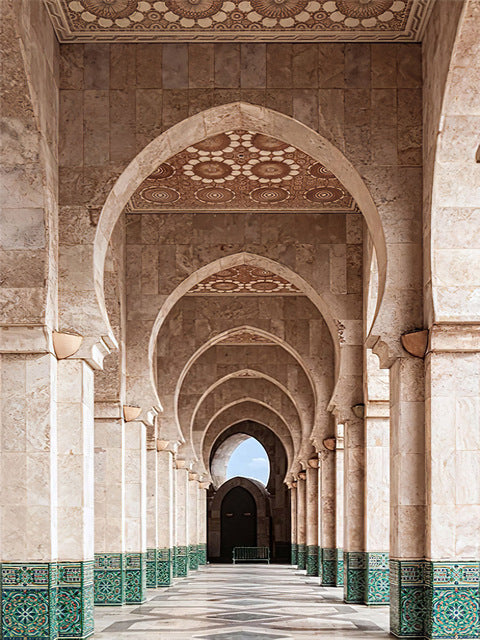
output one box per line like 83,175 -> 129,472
343,412 -> 365,603
389,356 -> 425,637
197,483 -> 208,565
335,425 -> 345,586
156,446 -> 174,586
56,358 -> 95,639
188,474 -> 199,571
174,462 -> 189,577
306,465 -> 319,577
364,400 -> 390,605
94,405 -> 125,606
146,444 -> 158,588
296,476 -> 307,570
423,332 -> 480,640
124,420 -> 147,604
0,353 -> 59,640
319,450 -> 337,586
171,456 -> 178,577
290,485 -> 298,565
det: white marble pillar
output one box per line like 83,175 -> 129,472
188,474 -> 199,571
306,466 -> 319,576
290,485 -> 298,565
319,450 -> 336,586
364,400 -> 390,604
157,447 -> 174,585
197,483 -> 207,565
146,445 -> 158,588
57,358 -> 95,637
124,420 -> 147,603
335,425 -> 345,587
296,476 -> 306,570
174,462 -> 189,577
94,405 -> 125,605
0,353 -> 58,632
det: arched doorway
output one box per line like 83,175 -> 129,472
220,486 -> 257,562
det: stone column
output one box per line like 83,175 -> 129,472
423,330 -> 480,640
0,353 -> 59,639
306,465 -> 319,577
335,425 -> 345,586
94,404 -> 125,606
174,461 -> 189,577
146,444 -> 158,588
343,411 -> 365,603
188,473 -> 199,571
364,400 -> 390,605
197,483 -> 208,565
156,446 -> 174,586
319,450 -> 337,586
171,457 -> 178,577
290,485 -> 298,565
124,420 -> 147,603
56,358 -> 95,639
389,356 -> 425,637
296,475 -> 307,570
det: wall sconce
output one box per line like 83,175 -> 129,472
401,329 -> 429,358
323,437 -> 336,451
52,331 -> 83,359
189,472 -> 199,481
175,459 -> 187,469
352,403 -> 365,419
123,405 -> 142,422
156,439 -> 170,451
298,470 -> 307,480
307,457 -> 319,468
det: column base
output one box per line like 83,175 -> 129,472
147,548 -> 158,588
365,552 -> 389,605
1,562 -> 58,640
176,546 -> 188,577
320,548 -> 337,586
297,544 -> 306,570
157,548 -> 173,586
335,549 -> 344,586
344,551 -> 366,603
94,553 -> 125,606
172,547 -> 178,578
125,553 -> 146,604
198,543 -> 207,566
189,545 -> 199,571
306,545 -> 319,576
57,561 -> 94,639
291,543 -> 298,566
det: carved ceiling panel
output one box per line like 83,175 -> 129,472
45,0 -> 434,41
126,130 -> 358,214
186,265 -> 302,295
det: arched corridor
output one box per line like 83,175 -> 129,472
1,1 -> 480,639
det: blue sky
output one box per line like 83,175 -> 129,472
226,437 -> 270,485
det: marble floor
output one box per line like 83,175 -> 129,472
95,564 -> 390,639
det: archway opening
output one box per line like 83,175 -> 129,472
220,486 -> 257,562
226,437 -> 270,486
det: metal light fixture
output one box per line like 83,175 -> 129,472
307,457 -> 319,468
52,331 -> 83,359
123,405 -> 142,422
156,439 -> 170,451
323,437 -> 336,451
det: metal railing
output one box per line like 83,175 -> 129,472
232,546 -> 270,564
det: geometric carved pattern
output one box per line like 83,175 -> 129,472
296,543 -> 306,571
127,130 -> 357,214
335,548 -> 344,587
57,561 -> 94,639
198,544 -> 207,566
94,554 -> 125,606
365,552 -> 389,605
125,553 -> 147,604
175,546 -> 189,578
189,545 -> 199,572
321,548 -> 337,586
218,330 -> 276,345
147,548 -> 158,588
344,552 -> 366,604
157,548 -> 173,586
188,265 -> 301,296
46,0 -> 435,42
390,559 -> 425,638
306,545 -> 319,577
291,542 -> 298,566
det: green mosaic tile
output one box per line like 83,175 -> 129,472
94,553 -> 125,606
189,545 -> 199,572
57,561 -> 94,639
321,548 -> 337,586
297,544 -> 306,570
125,553 -> 146,604
424,561 -> 480,639
172,546 -> 178,578
198,543 -> 207,566
344,551 -> 366,603
306,545 -> 319,576
1,562 -> 58,640
365,552 -> 389,605
146,548 -> 158,588
157,548 -> 172,587
291,543 -> 298,566
390,559 -> 425,638
176,546 -> 188,577
335,548 -> 344,587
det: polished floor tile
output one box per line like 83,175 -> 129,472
95,564 -> 390,639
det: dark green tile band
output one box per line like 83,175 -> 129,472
146,548 -> 158,588
291,543 -> 298,566
297,543 -> 306,570
344,551 -> 366,603
157,548 -> 172,586
176,546 -> 188,577
57,561 -> 94,639
94,553 -> 125,606
321,548 -> 337,586
198,543 -> 207,566
335,548 -> 344,586
125,552 -> 146,604
364,552 -> 389,605
306,545 -> 319,576
189,544 -> 199,571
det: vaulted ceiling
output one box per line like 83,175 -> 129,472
45,0 -> 434,42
